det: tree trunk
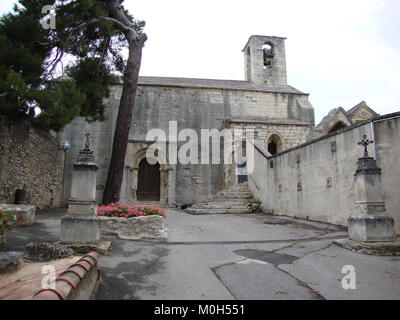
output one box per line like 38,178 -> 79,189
102,34 -> 147,204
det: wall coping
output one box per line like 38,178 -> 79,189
253,111 -> 400,161
32,251 -> 100,300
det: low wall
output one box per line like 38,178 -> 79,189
0,117 -> 65,209
249,113 -> 400,234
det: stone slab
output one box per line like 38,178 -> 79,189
60,214 -> 101,243
333,238 -> 400,256
0,204 -> 35,226
59,241 -> 112,255
348,215 -> 396,242
0,252 -> 22,274
99,215 -> 167,240
213,259 -> 321,300
23,242 -> 74,262
279,245 -> 400,300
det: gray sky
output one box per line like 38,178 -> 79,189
1,0 -> 399,123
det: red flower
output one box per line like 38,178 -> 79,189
3,217 -> 8,222
17,221 -> 23,225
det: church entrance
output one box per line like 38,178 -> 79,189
137,158 -> 160,201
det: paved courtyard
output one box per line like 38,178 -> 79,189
3,208 -> 400,300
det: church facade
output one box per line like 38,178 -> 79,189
58,35 -> 315,207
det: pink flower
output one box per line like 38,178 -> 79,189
3,217 -> 8,222
17,221 -> 22,225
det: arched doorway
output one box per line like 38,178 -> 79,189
137,158 -> 160,201
266,134 -> 283,155
268,140 -> 277,155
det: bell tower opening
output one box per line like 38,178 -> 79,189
263,42 -> 274,69
242,35 -> 287,86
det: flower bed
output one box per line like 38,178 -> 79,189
1,207 -> 23,246
97,203 -> 167,240
97,202 -> 167,219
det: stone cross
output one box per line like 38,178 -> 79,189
358,135 -> 373,158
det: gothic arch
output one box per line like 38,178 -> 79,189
265,133 -> 284,155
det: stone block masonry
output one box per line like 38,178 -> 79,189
249,113 -> 400,235
58,35 -> 315,206
0,116 -> 65,209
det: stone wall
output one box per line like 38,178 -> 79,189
248,113 -> 400,234
59,77 -> 314,206
228,121 -> 311,152
0,117 -> 65,209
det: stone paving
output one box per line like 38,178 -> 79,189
1,208 -> 399,300
96,209 -> 400,300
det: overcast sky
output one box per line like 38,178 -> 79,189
1,0 -> 399,123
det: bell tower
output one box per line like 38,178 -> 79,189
243,35 -> 287,86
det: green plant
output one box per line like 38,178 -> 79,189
244,197 -> 262,213
0,207 -> 21,235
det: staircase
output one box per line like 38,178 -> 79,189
184,183 -> 251,215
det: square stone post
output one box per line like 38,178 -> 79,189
348,154 -> 396,242
60,135 -> 101,244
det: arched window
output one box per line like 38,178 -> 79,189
266,134 -> 283,155
262,42 -> 274,69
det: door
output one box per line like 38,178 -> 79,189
137,158 -> 160,201
237,161 -> 248,183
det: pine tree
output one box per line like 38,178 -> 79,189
0,0 -> 147,203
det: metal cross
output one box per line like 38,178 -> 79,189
84,132 -> 92,151
358,135 -> 373,158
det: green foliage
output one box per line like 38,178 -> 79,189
245,197 -> 262,213
0,208 -> 22,234
0,0 -> 145,131
66,58 -> 116,122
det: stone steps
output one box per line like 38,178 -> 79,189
184,207 -> 248,215
184,184 -> 251,215
194,203 -> 247,209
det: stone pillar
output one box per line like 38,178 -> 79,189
129,168 -> 138,202
348,157 -> 396,242
160,167 -> 169,205
60,136 -> 101,244
168,164 -> 176,207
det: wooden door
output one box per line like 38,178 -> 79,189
137,158 -> 160,201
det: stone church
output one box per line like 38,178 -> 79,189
58,35 -> 326,207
